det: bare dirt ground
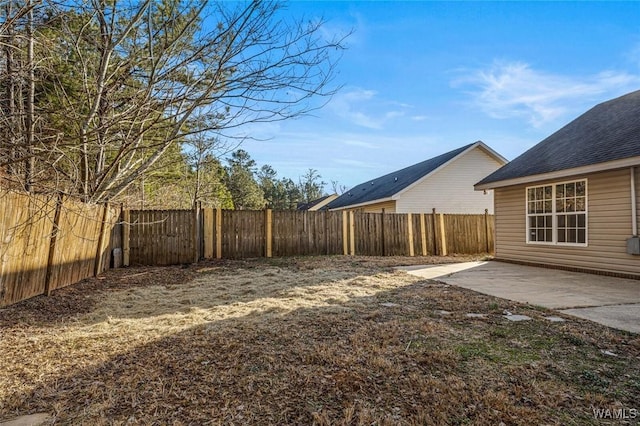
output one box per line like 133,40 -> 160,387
1,255 -> 639,425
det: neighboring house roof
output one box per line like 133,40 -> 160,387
476,89 -> 640,190
297,194 -> 338,211
327,141 -> 506,210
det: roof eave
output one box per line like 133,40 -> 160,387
327,196 -> 394,211
308,194 -> 338,211
475,156 -> 640,190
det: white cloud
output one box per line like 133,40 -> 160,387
385,111 -> 405,120
328,88 -> 382,129
454,61 -> 640,127
327,87 -> 422,129
342,139 -> 378,149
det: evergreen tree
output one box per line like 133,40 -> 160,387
226,150 -> 264,210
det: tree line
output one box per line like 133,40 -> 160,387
0,0 -> 346,208
131,146 -> 332,210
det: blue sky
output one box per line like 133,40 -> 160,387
239,1 -> 640,191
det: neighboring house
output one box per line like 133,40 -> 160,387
326,141 -> 506,214
297,194 -> 338,211
475,89 -> 640,277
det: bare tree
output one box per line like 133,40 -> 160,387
0,0 -> 39,189
331,179 -> 348,195
1,0 -> 347,203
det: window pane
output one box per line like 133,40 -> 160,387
558,229 -> 566,242
576,197 -> 585,212
544,200 -> 552,213
568,229 -> 577,242
529,230 -> 537,241
536,201 -> 543,213
578,229 -> 586,244
545,229 -> 552,241
568,215 -> 577,227
558,215 -> 565,227
578,214 -> 586,227
536,187 -> 544,199
529,217 -> 537,228
566,199 -> 575,212
556,199 -> 565,212
528,188 -> 535,201
544,186 -> 552,199
576,181 -> 585,196
556,184 -> 565,198
537,229 -> 545,241
566,183 -> 575,197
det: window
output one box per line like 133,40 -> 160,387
526,180 -> 587,245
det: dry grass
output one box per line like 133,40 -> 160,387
1,255 -> 638,425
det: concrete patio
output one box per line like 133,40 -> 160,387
398,261 -> 640,334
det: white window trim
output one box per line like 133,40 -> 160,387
525,179 -> 588,247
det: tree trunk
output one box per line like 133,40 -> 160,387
24,1 -> 35,191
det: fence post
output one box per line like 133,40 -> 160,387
324,210 -> 330,255
432,208 -> 438,255
439,213 -> 448,256
94,203 -> 110,276
44,193 -> 64,296
192,203 -> 200,263
407,213 -> 414,256
203,207 -> 214,259
419,213 -> 428,256
216,207 -> 222,259
349,210 -> 355,256
342,210 -> 348,255
122,208 -> 130,266
265,208 -> 273,258
484,208 -> 490,253
381,208 -> 386,256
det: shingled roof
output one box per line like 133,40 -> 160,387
476,90 -> 640,189
327,141 -> 498,210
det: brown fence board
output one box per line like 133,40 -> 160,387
0,191 -> 56,306
1,191 -> 120,307
221,210 -> 264,259
353,212 -> 383,256
444,214 -> 491,255
48,198 -> 104,291
128,210 -> 195,265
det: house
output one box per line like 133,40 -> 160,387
326,141 -> 506,214
475,89 -> 640,277
297,194 -> 338,211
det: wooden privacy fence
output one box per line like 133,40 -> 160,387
1,197 -> 494,306
0,190 -> 120,307
126,208 -> 494,265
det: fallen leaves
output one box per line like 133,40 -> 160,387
0,255 -> 638,425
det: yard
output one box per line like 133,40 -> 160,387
1,256 -> 638,425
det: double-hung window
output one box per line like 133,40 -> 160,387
526,180 -> 587,245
